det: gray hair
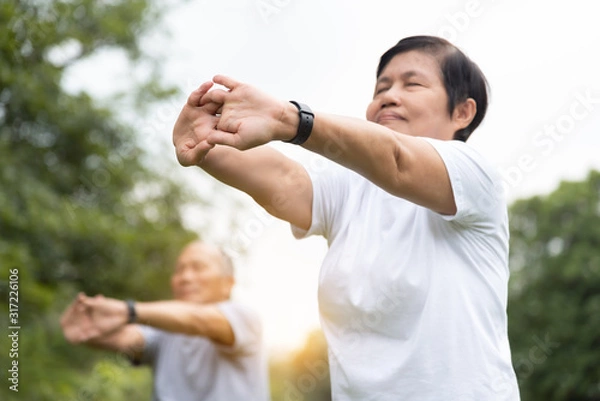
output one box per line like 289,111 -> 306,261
218,248 -> 235,277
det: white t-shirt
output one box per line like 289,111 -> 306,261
137,301 -> 270,401
293,138 -> 520,400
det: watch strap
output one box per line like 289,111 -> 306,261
125,299 -> 137,324
285,101 -> 314,145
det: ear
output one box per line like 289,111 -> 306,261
221,276 -> 235,298
452,98 -> 477,131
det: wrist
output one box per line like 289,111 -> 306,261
276,100 -> 301,142
125,299 -> 137,324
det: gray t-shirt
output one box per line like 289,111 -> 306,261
137,301 -> 270,401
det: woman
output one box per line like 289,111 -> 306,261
173,35 -> 520,400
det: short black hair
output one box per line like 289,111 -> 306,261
377,36 -> 489,142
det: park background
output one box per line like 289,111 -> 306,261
1,0 -> 599,400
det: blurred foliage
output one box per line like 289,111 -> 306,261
508,170 -> 600,400
0,0 -> 197,400
270,330 -> 331,401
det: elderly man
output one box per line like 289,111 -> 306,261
60,241 -> 270,401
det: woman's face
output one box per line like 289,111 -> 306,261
366,50 -> 458,140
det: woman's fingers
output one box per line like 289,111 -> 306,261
201,88 -> 228,103
207,130 -> 240,148
178,139 -> 215,166
212,75 -> 240,90
187,81 -> 214,107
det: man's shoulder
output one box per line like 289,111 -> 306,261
216,300 -> 261,322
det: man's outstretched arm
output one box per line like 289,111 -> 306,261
61,294 -> 236,347
60,294 -> 144,359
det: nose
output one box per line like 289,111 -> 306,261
175,266 -> 194,283
380,84 -> 402,108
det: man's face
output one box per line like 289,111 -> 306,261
366,50 -> 457,140
171,243 -> 233,304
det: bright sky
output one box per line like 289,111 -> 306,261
64,0 -> 600,353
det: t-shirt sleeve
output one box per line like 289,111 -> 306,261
291,160 -> 350,240
422,137 -> 506,226
215,302 -> 263,356
135,324 -> 162,366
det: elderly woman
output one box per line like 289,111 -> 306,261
173,35 -> 520,400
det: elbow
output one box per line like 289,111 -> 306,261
189,308 -> 235,345
389,141 -> 412,193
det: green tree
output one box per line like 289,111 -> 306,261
0,1 -> 200,400
508,170 -> 600,400
270,330 -> 331,401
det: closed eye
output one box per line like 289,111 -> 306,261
375,87 -> 389,95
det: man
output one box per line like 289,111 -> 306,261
172,36 -> 520,400
60,241 -> 270,401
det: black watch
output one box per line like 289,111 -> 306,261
284,101 -> 314,145
125,299 -> 137,324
